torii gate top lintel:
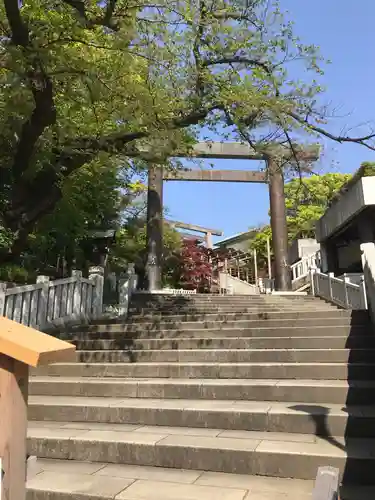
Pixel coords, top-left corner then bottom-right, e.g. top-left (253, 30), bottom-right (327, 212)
top-left (174, 141), bottom-right (320, 162)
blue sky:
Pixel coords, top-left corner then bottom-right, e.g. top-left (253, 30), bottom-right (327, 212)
top-left (163, 0), bottom-right (375, 243)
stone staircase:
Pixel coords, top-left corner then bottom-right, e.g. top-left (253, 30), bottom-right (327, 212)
top-left (27, 294), bottom-right (375, 499)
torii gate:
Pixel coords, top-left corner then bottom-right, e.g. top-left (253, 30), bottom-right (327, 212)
top-left (166, 220), bottom-right (223, 248)
top-left (146, 142), bottom-right (319, 291)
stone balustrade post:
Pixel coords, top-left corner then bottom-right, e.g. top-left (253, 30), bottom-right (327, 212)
top-left (89, 266), bottom-right (104, 318)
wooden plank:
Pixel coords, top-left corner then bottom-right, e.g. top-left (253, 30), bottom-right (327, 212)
top-left (66, 283), bottom-right (74, 316)
top-left (4, 283), bottom-right (42, 295)
top-left (0, 355), bottom-right (28, 500)
top-left (47, 285), bottom-right (55, 323)
top-left (29, 290), bottom-right (39, 328)
top-left (61, 284), bottom-right (68, 316)
top-left (48, 276), bottom-right (76, 287)
top-left (164, 169), bottom-right (267, 183)
top-left (54, 285), bottom-right (62, 320)
top-left (0, 317), bottom-right (76, 367)
top-left (5, 295), bottom-right (14, 320)
top-left (21, 292), bottom-right (31, 326)
top-left (81, 283), bottom-right (87, 314)
top-left (86, 285), bottom-right (93, 315)
top-left (312, 466), bottom-right (340, 500)
top-left (12, 293), bottom-right (22, 324)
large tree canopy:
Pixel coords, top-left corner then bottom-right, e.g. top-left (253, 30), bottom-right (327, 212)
top-left (1, 0), bottom-right (375, 262)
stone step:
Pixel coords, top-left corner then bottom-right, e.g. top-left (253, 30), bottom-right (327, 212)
top-left (128, 306), bottom-right (338, 314)
top-left (27, 397), bottom-right (375, 437)
top-left (32, 361), bottom-right (375, 380)
top-left (130, 294), bottom-right (321, 301)
top-left (27, 422), bottom-right (375, 484)
top-left (83, 317), bottom-right (369, 333)
top-left (70, 335), bottom-right (374, 351)
top-left (26, 458), bottom-right (373, 500)
top-left (29, 377), bottom-right (375, 405)
top-left (129, 298), bottom-right (326, 306)
top-left (27, 457), bottom-right (317, 500)
top-left (126, 309), bottom-right (365, 322)
top-left (76, 348), bottom-right (375, 364)
top-left (57, 325), bottom-right (369, 340)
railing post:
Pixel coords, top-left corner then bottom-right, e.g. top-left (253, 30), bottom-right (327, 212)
top-left (310, 268), bottom-right (316, 296)
top-left (89, 266), bottom-right (104, 318)
top-left (118, 275), bottom-right (130, 316)
top-left (328, 272), bottom-right (334, 302)
top-left (343, 276), bottom-right (350, 308)
top-left (360, 278), bottom-right (368, 310)
top-left (72, 270), bottom-right (82, 316)
top-left (36, 275), bottom-right (50, 327)
top-left (0, 282), bottom-right (6, 315)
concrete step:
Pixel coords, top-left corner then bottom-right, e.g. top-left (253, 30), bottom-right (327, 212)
top-left (83, 317), bottom-right (369, 333)
top-left (27, 457), bottom-right (317, 500)
top-left (57, 325), bottom-right (370, 340)
top-left (32, 361), bottom-right (375, 380)
top-left (130, 294), bottom-right (323, 301)
top-left (70, 335), bottom-right (375, 351)
top-left (76, 348), bottom-right (375, 364)
top-left (129, 304), bottom-right (339, 314)
top-left (26, 458), bottom-right (374, 500)
top-left (27, 397), bottom-right (375, 437)
top-left (126, 309), bottom-right (366, 322)
top-left (29, 377), bottom-right (375, 405)
top-left (129, 295), bottom-right (335, 302)
top-left (27, 422), bottom-right (375, 484)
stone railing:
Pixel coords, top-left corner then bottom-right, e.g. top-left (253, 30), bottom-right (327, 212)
top-left (219, 272), bottom-right (259, 295)
top-left (310, 269), bottom-right (367, 310)
top-left (361, 242), bottom-right (375, 326)
top-left (0, 266), bottom-right (104, 329)
top-left (291, 251), bottom-right (321, 282)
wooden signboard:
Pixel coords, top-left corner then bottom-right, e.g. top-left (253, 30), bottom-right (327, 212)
top-left (0, 317), bottom-right (76, 500)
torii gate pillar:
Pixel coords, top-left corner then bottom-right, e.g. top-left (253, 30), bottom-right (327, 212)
top-left (268, 158), bottom-right (291, 291)
top-left (146, 165), bottom-right (163, 291)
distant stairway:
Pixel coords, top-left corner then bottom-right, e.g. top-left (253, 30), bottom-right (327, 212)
top-left (27, 293), bottom-right (375, 500)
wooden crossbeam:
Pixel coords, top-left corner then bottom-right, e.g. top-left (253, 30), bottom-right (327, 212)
top-left (164, 169), bottom-right (267, 183)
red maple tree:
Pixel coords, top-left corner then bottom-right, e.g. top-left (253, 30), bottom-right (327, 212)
top-left (175, 239), bottom-right (213, 292)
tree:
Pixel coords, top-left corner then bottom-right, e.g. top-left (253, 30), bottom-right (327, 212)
top-left (250, 173), bottom-right (351, 266)
top-left (0, 157), bottom-right (146, 280)
top-left (172, 239), bottom-right (212, 291)
top-left (2, 0), bottom-right (375, 263)
top-left (110, 219), bottom-right (182, 279)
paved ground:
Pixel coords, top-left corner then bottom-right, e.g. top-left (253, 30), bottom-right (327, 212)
top-left (27, 422), bottom-right (375, 499)
top-left (27, 458), bottom-right (314, 499)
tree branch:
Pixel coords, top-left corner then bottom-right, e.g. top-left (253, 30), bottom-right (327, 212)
top-left (64, 106), bottom-right (217, 153)
top-left (203, 57), bottom-right (272, 75)
top-left (3, 0), bottom-right (57, 184)
top-left (288, 111), bottom-right (375, 152)
top-left (4, 0), bottom-right (29, 46)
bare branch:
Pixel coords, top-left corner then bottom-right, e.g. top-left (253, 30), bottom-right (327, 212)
top-left (288, 111), bottom-right (375, 152)
top-left (203, 57), bottom-right (272, 75)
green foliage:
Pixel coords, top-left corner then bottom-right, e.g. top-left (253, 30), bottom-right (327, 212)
top-left (360, 162), bottom-right (375, 177)
top-left (284, 174), bottom-right (352, 239)
top-left (0, 0), bottom-right (335, 261)
top-left (250, 173), bottom-right (351, 265)
top-left (109, 220), bottom-right (182, 276)
top-left (0, 264), bottom-right (30, 283)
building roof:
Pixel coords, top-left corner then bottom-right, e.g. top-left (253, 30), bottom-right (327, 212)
top-left (214, 229), bottom-right (258, 247)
